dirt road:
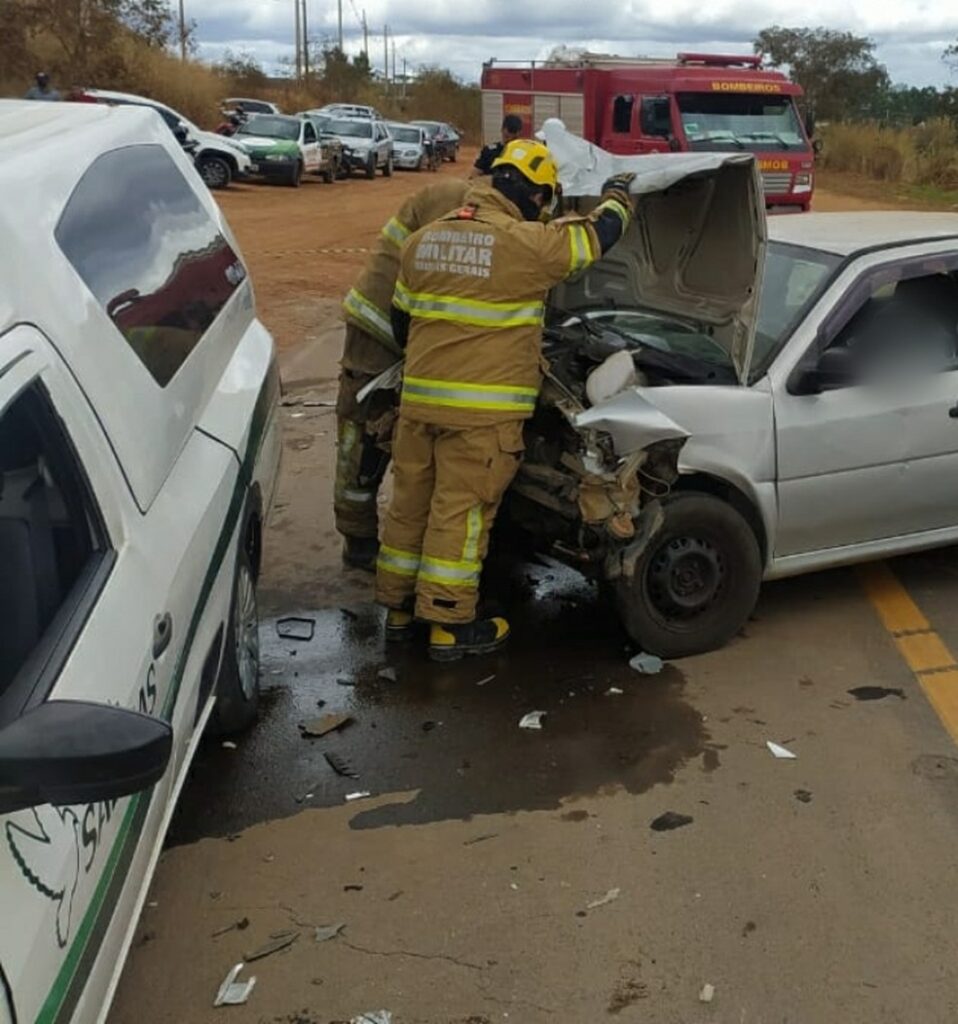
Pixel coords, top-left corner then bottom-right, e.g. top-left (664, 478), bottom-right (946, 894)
top-left (106, 164), bottom-right (958, 1023)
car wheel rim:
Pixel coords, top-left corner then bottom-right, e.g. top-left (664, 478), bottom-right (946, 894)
top-left (204, 161), bottom-right (227, 187)
top-left (645, 536), bottom-right (725, 623)
top-left (234, 564), bottom-right (259, 700)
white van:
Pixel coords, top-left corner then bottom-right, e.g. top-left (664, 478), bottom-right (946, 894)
top-left (0, 100), bottom-right (281, 1023)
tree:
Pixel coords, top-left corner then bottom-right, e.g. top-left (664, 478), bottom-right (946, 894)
top-left (754, 26), bottom-right (890, 121)
top-left (216, 49), bottom-right (268, 89)
top-left (945, 41), bottom-right (958, 73)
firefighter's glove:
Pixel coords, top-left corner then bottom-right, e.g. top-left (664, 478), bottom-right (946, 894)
top-left (600, 171), bottom-right (636, 211)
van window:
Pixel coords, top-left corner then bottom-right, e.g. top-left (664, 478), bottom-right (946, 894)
top-left (640, 96), bottom-right (672, 138)
top-left (303, 120), bottom-right (316, 143)
top-left (611, 95), bottom-right (634, 134)
top-left (56, 144), bottom-right (247, 388)
top-left (0, 384), bottom-right (109, 703)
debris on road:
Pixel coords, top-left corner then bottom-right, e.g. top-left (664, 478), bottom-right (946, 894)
top-left (345, 791), bottom-right (372, 802)
top-left (848, 686), bottom-right (906, 701)
top-left (213, 964), bottom-right (256, 1007)
top-left (794, 789), bottom-right (813, 803)
top-left (766, 741), bottom-right (797, 759)
top-left (276, 617), bottom-right (315, 642)
top-left (325, 751), bottom-right (359, 778)
top-left (337, 677), bottom-right (357, 687)
top-left (211, 917), bottom-right (250, 938)
top-left (422, 720), bottom-right (438, 732)
top-left (351, 1013), bottom-right (392, 1024)
top-left (476, 674), bottom-right (495, 687)
top-left (699, 983), bottom-right (716, 1003)
top-left (281, 393), bottom-right (336, 409)
top-left (519, 711), bottom-right (547, 730)
top-left (586, 888), bottom-right (621, 910)
top-left (650, 811), bottom-right (693, 832)
top-left (221, 741), bottom-right (237, 750)
top-left (244, 931), bottom-right (299, 962)
top-left (299, 713), bottom-right (353, 738)
top-left (377, 666), bottom-right (398, 683)
top-left (464, 833), bottom-right (498, 846)
top-left (314, 922), bottom-right (346, 943)
top-left (606, 687), bottom-right (624, 696)
top-left (629, 652), bottom-right (664, 675)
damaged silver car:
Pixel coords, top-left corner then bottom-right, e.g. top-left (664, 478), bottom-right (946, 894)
top-left (509, 123), bottom-right (958, 657)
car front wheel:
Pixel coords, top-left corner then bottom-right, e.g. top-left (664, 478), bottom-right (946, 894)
top-left (209, 536), bottom-right (260, 734)
top-left (615, 492), bottom-right (761, 659)
top-left (382, 154), bottom-right (393, 176)
top-left (198, 155), bottom-right (232, 190)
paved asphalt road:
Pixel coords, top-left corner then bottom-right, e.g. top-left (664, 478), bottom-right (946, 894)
top-left (108, 176), bottom-right (958, 1024)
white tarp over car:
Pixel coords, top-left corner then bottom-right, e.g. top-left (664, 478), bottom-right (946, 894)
top-left (541, 119), bottom-right (767, 383)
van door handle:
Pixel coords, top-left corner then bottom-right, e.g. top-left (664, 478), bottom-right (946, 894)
top-left (153, 613), bottom-right (173, 659)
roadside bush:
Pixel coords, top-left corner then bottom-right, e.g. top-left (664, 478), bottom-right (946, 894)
top-left (821, 118), bottom-right (958, 188)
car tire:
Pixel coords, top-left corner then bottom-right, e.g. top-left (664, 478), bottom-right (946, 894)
top-left (198, 155), bottom-right (232, 190)
top-left (287, 161), bottom-right (303, 187)
top-left (209, 531), bottom-right (260, 735)
top-left (450, 147), bottom-right (458, 163)
top-left (322, 164), bottom-right (334, 183)
top-left (614, 492), bottom-right (761, 659)
top-left (383, 154), bottom-right (393, 177)
top-left (365, 156), bottom-right (376, 180)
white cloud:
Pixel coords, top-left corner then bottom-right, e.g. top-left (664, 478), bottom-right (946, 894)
top-left (189, 0), bottom-right (958, 86)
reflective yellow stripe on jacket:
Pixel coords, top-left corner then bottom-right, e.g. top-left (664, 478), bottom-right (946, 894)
top-left (419, 554), bottom-right (481, 588)
top-left (568, 224), bottom-right (594, 274)
top-left (377, 544), bottom-right (421, 577)
top-left (402, 375), bottom-right (537, 414)
top-left (343, 287), bottom-right (401, 351)
top-left (394, 282), bottom-right (545, 329)
top-left (596, 197), bottom-right (632, 230)
top-left (382, 217), bottom-right (412, 247)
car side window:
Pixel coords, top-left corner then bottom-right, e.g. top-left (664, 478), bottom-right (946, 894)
top-left (303, 121), bottom-right (316, 143)
top-left (612, 95), bottom-right (634, 134)
top-left (0, 383), bottom-right (110, 711)
top-left (55, 144), bottom-right (247, 388)
top-left (829, 271), bottom-right (958, 380)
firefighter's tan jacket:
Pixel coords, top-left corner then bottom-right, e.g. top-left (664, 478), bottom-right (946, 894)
top-left (394, 182), bottom-right (631, 428)
top-left (342, 179), bottom-right (469, 372)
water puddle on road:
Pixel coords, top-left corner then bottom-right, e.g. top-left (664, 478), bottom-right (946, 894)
top-left (168, 563), bottom-right (708, 843)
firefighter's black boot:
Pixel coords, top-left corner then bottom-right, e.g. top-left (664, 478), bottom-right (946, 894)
top-left (342, 535), bottom-right (379, 573)
top-left (428, 617), bottom-right (511, 662)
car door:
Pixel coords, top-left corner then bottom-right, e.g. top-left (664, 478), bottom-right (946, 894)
top-left (376, 123), bottom-right (389, 165)
top-left (301, 120), bottom-right (320, 172)
top-left (773, 253), bottom-right (958, 557)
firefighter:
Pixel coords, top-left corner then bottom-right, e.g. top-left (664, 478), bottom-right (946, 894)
top-left (336, 179), bottom-right (470, 570)
top-left (377, 140), bottom-right (635, 660)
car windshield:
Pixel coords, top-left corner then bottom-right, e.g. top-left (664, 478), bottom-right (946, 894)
top-left (751, 242), bottom-right (842, 376)
top-left (237, 115), bottom-right (299, 141)
top-left (413, 122), bottom-right (439, 138)
top-left (328, 119), bottom-right (372, 138)
top-left (390, 126), bottom-right (421, 144)
top-left (678, 93), bottom-right (808, 152)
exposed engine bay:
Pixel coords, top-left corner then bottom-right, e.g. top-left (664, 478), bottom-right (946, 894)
top-left (505, 309), bottom-right (735, 578)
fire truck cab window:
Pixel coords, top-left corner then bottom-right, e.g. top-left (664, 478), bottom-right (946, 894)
top-left (612, 95), bottom-right (634, 134)
top-left (640, 96), bottom-right (672, 138)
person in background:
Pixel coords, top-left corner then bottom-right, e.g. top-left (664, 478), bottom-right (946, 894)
top-left (24, 72), bottom-right (61, 102)
top-left (470, 114), bottom-right (523, 177)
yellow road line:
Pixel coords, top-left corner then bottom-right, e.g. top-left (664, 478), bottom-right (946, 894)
top-left (858, 562), bottom-right (958, 743)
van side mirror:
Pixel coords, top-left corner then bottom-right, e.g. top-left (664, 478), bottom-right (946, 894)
top-left (789, 345), bottom-right (855, 395)
top-left (0, 700), bottom-right (172, 814)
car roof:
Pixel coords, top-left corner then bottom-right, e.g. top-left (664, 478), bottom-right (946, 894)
top-left (74, 87), bottom-right (179, 115)
top-left (244, 111), bottom-right (297, 122)
top-left (768, 212), bottom-right (958, 257)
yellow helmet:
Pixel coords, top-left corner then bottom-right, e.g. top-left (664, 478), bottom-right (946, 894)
top-left (491, 138), bottom-right (558, 193)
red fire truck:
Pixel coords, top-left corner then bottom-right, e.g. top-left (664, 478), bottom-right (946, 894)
top-left (480, 52), bottom-right (817, 211)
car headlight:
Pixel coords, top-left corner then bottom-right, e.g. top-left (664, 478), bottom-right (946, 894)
top-left (265, 153), bottom-right (292, 162)
top-left (795, 172), bottom-right (812, 186)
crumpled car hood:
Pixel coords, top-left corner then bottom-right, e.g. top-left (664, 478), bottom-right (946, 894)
top-left (541, 120), bottom-right (767, 384)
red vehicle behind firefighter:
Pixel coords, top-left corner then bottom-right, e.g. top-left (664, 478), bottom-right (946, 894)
top-left (480, 52), bottom-right (818, 212)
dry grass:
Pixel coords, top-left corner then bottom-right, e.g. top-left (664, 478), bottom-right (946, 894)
top-left (821, 118), bottom-right (958, 188)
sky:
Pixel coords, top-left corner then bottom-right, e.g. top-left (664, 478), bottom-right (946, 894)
top-left (190, 0), bottom-right (958, 88)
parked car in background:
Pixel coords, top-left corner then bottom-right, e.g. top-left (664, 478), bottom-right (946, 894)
top-left (386, 122), bottom-right (433, 171)
top-left (223, 97), bottom-right (282, 116)
top-left (233, 113), bottom-right (325, 187)
top-left (67, 88), bottom-right (252, 190)
top-left (319, 103), bottom-right (382, 121)
top-left (320, 116), bottom-right (393, 179)
top-left (411, 120), bottom-right (459, 162)
top-left (298, 113), bottom-right (346, 180)
top-left (0, 98), bottom-right (279, 1024)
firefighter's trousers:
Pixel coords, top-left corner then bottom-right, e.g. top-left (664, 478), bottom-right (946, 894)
top-left (376, 415), bottom-right (524, 624)
top-left (333, 366), bottom-right (397, 540)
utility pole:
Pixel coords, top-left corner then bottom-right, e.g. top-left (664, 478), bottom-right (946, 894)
top-left (391, 39), bottom-right (396, 84)
top-left (362, 9), bottom-right (369, 60)
top-left (302, 0), bottom-right (310, 78)
top-left (383, 25), bottom-right (389, 87)
top-left (294, 0), bottom-right (302, 78)
top-left (178, 0), bottom-right (187, 60)
top-left (337, 0), bottom-right (343, 51)
top-left (402, 57), bottom-right (407, 99)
